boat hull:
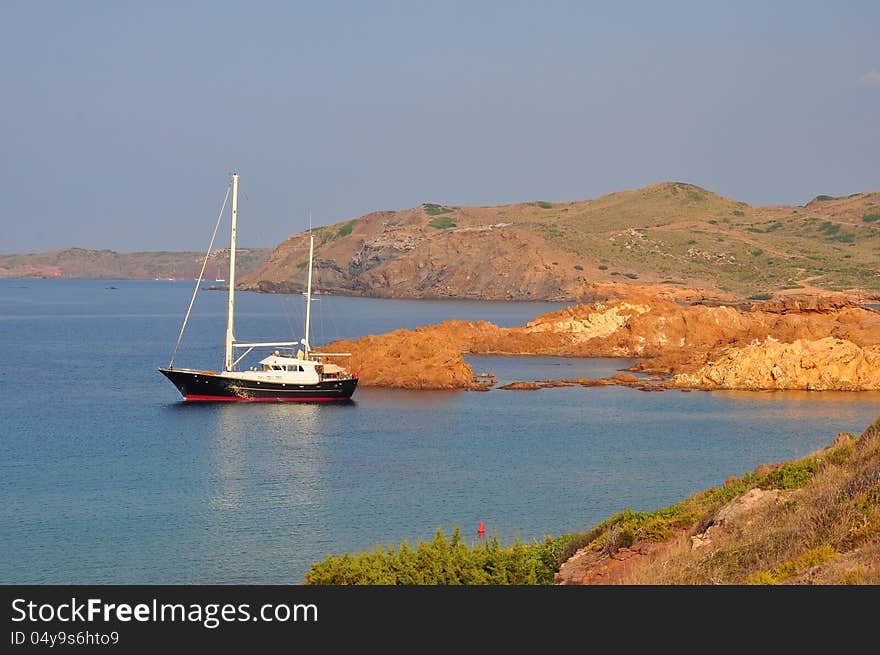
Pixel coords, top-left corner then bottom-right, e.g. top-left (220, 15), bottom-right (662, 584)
top-left (159, 368), bottom-right (358, 402)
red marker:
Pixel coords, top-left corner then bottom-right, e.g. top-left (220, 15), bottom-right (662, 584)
top-left (477, 522), bottom-right (485, 537)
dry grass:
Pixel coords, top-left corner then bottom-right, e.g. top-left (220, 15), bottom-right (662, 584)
top-left (608, 418), bottom-right (880, 584)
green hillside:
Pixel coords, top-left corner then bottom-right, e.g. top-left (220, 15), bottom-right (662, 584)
top-left (479, 182), bottom-right (880, 296)
top-left (244, 181), bottom-right (880, 301)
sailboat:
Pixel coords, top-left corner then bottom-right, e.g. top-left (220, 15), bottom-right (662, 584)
top-left (159, 172), bottom-right (359, 402)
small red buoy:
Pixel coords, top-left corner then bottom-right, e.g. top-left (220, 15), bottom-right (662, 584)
top-left (477, 522), bottom-right (485, 537)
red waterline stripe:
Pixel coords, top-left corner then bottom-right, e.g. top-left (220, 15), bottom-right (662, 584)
top-left (184, 395), bottom-right (343, 402)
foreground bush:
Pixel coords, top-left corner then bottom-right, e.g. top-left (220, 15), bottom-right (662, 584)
top-left (305, 527), bottom-right (568, 585)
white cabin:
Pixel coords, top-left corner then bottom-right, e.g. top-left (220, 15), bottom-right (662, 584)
top-left (228, 351), bottom-right (349, 385)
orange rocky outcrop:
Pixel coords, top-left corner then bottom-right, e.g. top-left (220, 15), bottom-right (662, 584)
top-left (318, 295), bottom-right (880, 391)
top-left (320, 325), bottom-right (486, 390)
top-left (671, 337), bottom-right (880, 391)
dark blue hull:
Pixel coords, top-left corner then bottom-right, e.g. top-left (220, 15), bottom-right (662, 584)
top-left (159, 368), bottom-right (358, 402)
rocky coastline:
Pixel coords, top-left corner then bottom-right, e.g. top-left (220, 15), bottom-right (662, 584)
top-left (319, 294), bottom-right (880, 392)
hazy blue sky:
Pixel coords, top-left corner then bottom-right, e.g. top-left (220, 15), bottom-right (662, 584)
top-left (2, 0), bottom-right (878, 253)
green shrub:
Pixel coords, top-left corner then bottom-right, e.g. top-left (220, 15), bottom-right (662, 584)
top-left (733, 210), bottom-right (745, 217)
top-left (814, 195), bottom-right (837, 201)
top-left (624, 272), bottom-right (639, 279)
top-left (598, 264), bottom-right (609, 270)
top-left (336, 220), bottom-right (356, 238)
top-left (760, 458), bottom-right (817, 491)
top-left (824, 442), bottom-right (854, 467)
top-left (863, 213), bottom-right (880, 223)
top-left (832, 232), bottom-right (855, 243)
top-left (428, 216), bottom-right (457, 229)
top-left (751, 248), bottom-right (764, 257)
top-left (531, 201), bottom-right (553, 209)
top-left (423, 203), bottom-right (454, 216)
top-left (748, 292), bottom-right (773, 301)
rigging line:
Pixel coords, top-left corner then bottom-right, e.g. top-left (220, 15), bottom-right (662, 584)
top-left (286, 211), bottom-right (313, 345)
top-left (168, 182), bottom-right (231, 368)
top-left (277, 215), bottom-right (302, 345)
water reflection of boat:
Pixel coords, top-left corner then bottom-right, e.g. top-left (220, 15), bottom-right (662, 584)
top-left (159, 172), bottom-right (358, 403)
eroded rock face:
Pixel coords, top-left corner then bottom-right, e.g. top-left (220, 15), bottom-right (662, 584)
top-left (523, 302), bottom-right (652, 342)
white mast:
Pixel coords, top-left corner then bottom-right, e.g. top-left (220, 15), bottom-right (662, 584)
top-left (224, 172), bottom-right (239, 372)
top-left (303, 232), bottom-right (314, 358)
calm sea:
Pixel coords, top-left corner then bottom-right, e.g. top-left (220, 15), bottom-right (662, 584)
top-left (1, 279), bottom-right (878, 583)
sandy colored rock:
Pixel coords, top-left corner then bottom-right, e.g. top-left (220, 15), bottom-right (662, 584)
top-left (671, 337), bottom-right (880, 390)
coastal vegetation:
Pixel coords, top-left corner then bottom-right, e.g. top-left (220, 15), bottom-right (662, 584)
top-left (305, 528), bottom-right (565, 584)
top-left (304, 416), bottom-right (880, 585)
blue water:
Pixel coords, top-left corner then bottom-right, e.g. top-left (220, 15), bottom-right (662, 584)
top-left (1, 279), bottom-right (878, 584)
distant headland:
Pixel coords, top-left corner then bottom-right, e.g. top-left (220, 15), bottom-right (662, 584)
top-left (0, 247), bottom-right (270, 281)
